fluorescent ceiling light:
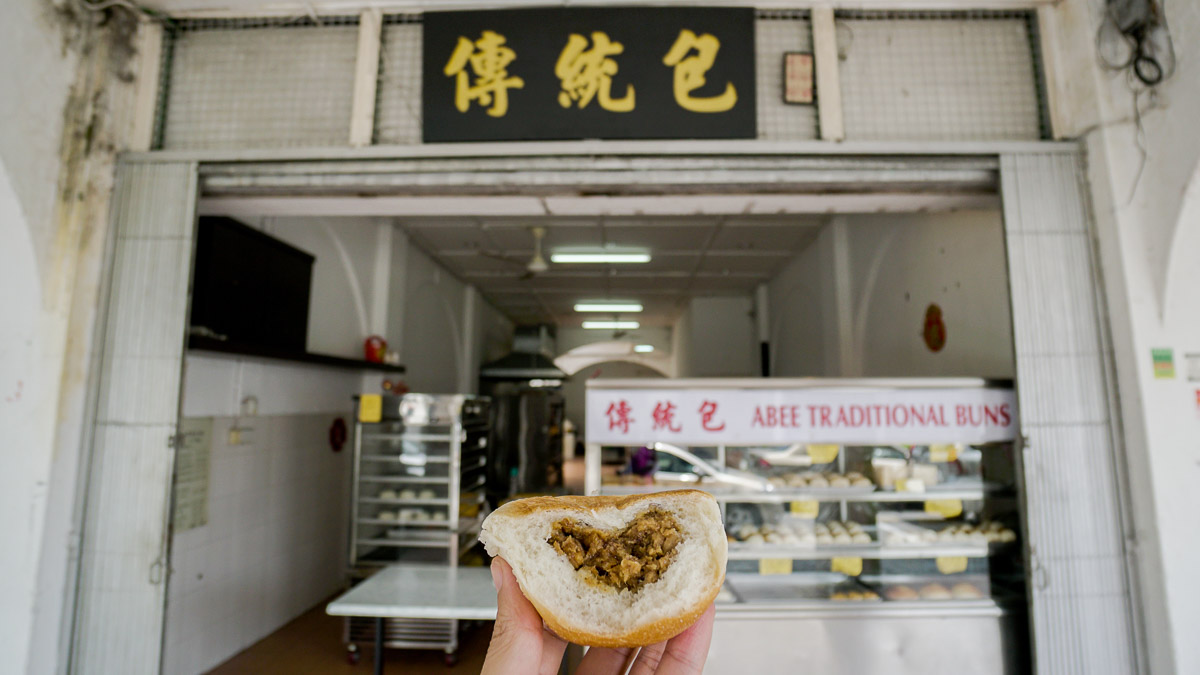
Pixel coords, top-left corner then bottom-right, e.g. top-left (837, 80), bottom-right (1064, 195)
top-left (551, 247), bottom-right (651, 264)
top-left (634, 344), bottom-right (655, 353)
top-left (574, 302), bottom-right (644, 313)
top-left (583, 321), bottom-right (640, 330)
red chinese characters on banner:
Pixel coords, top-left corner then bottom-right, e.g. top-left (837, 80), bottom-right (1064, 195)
top-left (651, 401), bottom-right (681, 432)
top-left (698, 400), bottom-right (725, 431)
top-left (606, 400), bottom-right (633, 433)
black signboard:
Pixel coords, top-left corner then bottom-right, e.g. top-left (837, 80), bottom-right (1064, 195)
top-left (422, 7), bottom-right (756, 142)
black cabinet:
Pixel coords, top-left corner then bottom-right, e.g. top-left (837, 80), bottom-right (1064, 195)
top-left (190, 217), bottom-right (314, 352)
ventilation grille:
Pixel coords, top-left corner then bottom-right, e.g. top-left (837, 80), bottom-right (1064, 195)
top-left (154, 11), bottom-right (1045, 148)
top-left (836, 11), bottom-right (1045, 140)
top-left (374, 15), bottom-right (423, 145)
top-left (158, 17), bottom-right (360, 150)
top-left (754, 12), bottom-right (819, 141)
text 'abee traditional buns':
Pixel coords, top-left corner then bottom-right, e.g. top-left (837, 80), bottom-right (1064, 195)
top-left (479, 490), bottom-right (727, 647)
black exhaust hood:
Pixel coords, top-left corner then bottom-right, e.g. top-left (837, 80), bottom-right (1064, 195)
top-left (480, 325), bottom-right (567, 380)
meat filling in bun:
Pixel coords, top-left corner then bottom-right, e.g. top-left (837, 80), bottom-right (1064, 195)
top-left (480, 490), bottom-right (726, 647)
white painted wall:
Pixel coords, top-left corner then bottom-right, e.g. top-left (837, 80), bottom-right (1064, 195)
top-left (680, 296), bottom-right (759, 377)
top-left (850, 212), bottom-right (1014, 378)
top-left (181, 355), bottom-right (363, 419)
top-left (769, 224), bottom-right (838, 377)
top-left (170, 356), bottom-right (358, 674)
top-left (162, 401), bottom-right (351, 675)
top-left (396, 242), bottom-right (469, 393)
top-left (260, 217), bottom-right (387, 359)
top-left (1042, 1), bottom-right (1200, 671)
top-left (470, 293), bottom-right (516, 395)
top-left (671, 305), bottom-right (694, 378)
top-left (768, 213), bottom-right (1013, 379)
top-left (169, 336), bottom-right (371, 674)
top-left (0, 142), bottom-right (49, 675)
top-left (0, 2), bottom-right (76, 280)
top-left (1, 2), bottom-right (98, 674)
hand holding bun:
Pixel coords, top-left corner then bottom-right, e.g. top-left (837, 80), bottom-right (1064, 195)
top-left (479, 490), bottom-right (726, 648)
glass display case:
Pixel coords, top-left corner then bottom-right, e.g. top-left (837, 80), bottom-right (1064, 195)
top-left (584, 378), bottom-right (1027, 674)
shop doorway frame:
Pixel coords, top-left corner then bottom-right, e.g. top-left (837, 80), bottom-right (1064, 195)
top-left (70, 140), bottom-right (1144, 675)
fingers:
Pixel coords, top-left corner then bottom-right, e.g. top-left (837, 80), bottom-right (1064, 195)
top-left (482, 558), bottom-right (556, 675)
top-left (573, 645), bottom-right (638, 675)
top-left (628, 641), bottom-right (668, 675)
top-left (651, 604), bottom-right (715, 675)
top-left (579, 604), bottom-right (715, 675)
top-left (539, 629), bottom-right (569, 675)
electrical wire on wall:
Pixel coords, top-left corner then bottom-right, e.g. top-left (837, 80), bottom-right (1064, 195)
top-left (77, 0), bottom-right (170, 24)
top-left (1095, 0), bottom-right (1177, 202)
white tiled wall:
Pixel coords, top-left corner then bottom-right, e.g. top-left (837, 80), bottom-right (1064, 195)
top-left (182, 354), bottom-right (364, 418)
top-left (162, 413), bottom-right (351, 675)
top-left (1000, 153), bottom-right (1137, 673)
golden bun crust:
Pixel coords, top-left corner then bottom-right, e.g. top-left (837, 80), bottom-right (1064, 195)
top-left (491, 490), bottom-right (724, 647)
top-left (528, 591), bottom-right (717, 648)
top-left (491, 489), bottom-right (712, 518)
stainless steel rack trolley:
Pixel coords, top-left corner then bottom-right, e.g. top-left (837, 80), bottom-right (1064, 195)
top-left (343, 393), bottom-right (490, 666)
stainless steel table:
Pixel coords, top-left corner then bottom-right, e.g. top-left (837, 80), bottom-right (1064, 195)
top-left (327, 564), bottom-right (498, 675)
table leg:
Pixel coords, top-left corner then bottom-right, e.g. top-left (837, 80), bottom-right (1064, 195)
top-left (374, 617), bottom-right (384, 675)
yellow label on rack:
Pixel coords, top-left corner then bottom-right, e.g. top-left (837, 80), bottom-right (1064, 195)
top-left (759, 558), bottom-right (793, 575)
top-left (929, 444), bottom-right (959, 463)
top-left (831, 557), bottom-right (863, 577)
top-left (790, 500), bottom-right (819, 518)
top-left (806, 444), bottom-right (840, 464)
top-left (936, 556), bottom-right (969, 574)
top-left (924, 499), bottom-right (963, 518)
top-left (358, 394), bottom-right (383, 423)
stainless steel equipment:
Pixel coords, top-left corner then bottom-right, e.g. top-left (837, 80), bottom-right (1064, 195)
top-left (483, 384), bottom-right (565, 502)
top-left (479, 325), bottom-right (566, 502)
top-left (343, 393), bottom-right (490, 666)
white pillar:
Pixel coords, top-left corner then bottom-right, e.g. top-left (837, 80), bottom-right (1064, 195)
top-left (812, 6), bottom-right (845, 142)
top-left (349, 9), bottom-right (383, 147)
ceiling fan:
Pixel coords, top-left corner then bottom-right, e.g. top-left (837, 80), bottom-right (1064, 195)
top-left (478, 226), bottom-right (548, 280)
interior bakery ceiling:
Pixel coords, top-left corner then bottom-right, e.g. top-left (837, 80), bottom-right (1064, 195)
top-left (401, 215), bottom-right (823, 327)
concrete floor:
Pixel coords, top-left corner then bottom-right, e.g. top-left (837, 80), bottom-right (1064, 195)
top-left (208, 603), bottom-right (495, 674)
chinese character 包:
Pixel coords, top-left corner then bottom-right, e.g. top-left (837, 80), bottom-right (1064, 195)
top-left (698, 400), bottom-right (726, 431)
top-left (662, 29), bottom-right (738, 113)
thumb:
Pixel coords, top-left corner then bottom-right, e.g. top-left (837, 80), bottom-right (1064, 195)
top-left (482, 558), bottom-right (545, 675)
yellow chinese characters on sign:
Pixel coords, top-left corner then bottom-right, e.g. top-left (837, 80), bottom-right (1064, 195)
top-left (444, 30), bottom-right (525, 117)
top-left (662, 29), bottom-right (738, 113)
top-left (556, 32), bottom-right (635, 112)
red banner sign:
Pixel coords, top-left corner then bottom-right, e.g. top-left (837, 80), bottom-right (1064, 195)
top-left (585, 386), bottom-right (1017, 445)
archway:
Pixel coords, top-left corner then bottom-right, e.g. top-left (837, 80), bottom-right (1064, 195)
top-left (1163, 159), bottom-right (1200, 335)
top-left (554, 340), bottom-right (673, 379)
